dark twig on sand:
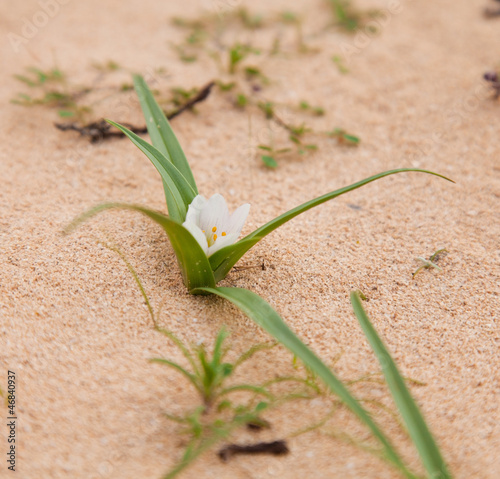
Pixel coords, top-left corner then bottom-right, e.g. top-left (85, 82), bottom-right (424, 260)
top-left (55, 81), bottom-right (215, 142)
top-left (218, 440), bottom-right (289, 462)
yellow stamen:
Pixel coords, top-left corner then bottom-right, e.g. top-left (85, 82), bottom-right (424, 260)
top-left (212, 226), bottom-right (217, 232)
top-left (213, 234), bottom-right (217, 241)
top-left (222, 232), bottom-right (226, 236)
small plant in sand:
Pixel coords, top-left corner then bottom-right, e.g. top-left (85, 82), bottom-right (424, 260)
top-left (326, 0), bottom-right (381, 32)
top-left (327, 127), bottom-right (361, 146)
top-left (11, 66), bottom-right (92, 122)
top-left (413, 248), bottom-right (448, 278)
top-left (170, 6), bottom-right (361, 166)
top-left (67, 75), bottom-right (453, 479)
top-left (152, 327), bottom-right (276, 410)
top-left (152, 328), bottom-right (324, 478)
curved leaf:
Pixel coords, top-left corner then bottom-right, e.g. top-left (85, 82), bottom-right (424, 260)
top-left (193, 286), bottom-right (418, 478)
top-left (106, 120), bottom-right (196, 223)
top-left (350, 291), bottom-right (451, 479)
top-left (209, 237), bottom-right (261, 283)
top-left (133, 75), bottom-right (198, 193)
top-left (65, 203), bottom-right (215, 291)
top-left (209, 169), bottom-right (453, 281)
top-left (150, 358), bottom-right (201, 394)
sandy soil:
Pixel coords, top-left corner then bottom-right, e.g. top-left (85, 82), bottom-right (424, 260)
top-left (1, 0), bottom-right (499, 478)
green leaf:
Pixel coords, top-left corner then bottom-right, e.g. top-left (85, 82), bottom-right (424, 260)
top-left (65, 203), bottom-right (215, 291)
top-left (262, 155), bottom-right (278, 168)
top-left (209, 237), bottom-right (261, 283)
top-left (132, 74), bottom-right (198, 218)
top-left (106, 120), bottom-right (196, 223)
top-left (194, 286), bottom-right (417, 477)
top-left (350, 291), bottom-right (451, 479)
top-left (343, 134), bottom-right (360, 144)
top-left (209, 169), bottom-right (454, 282)
top-left (58, 110), bottom-right (75, 117)
top-left (133, 75), bottom-right (197, 193)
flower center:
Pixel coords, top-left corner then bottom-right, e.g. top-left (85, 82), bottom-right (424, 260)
top-left (202, 226), bottom-right (227, 247)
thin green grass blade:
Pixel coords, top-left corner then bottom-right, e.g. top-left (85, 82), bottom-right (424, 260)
top-left (194, 286), bottom-right (418, 478)
top-left (64, 203), bottom-right (215, 291)
top-left (133, 75), bottom-right (198, 193)
top-left (107, 119), bottom-right (196, 222)
top-left (350, 291), bottom-right (451, 479)
top-left (209, 169), bottom-right (453, 281)
top-left (219, 384), bottom-right (274, 400)
top-left (211, 328), bottom-right (228, 368)
top-left (150, 358), bottom-right (201, 394)
top-left (157, 328), bottom-right (201, 379)
top-left (246, 169), bottom-right (453, 240)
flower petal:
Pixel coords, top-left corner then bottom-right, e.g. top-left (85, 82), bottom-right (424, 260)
top-left (184, 194), bottom-right (207, 225)
top-left (182, 221), bottom-right (209, 255)
top-left (199, 194), bottom-right (230, 233)
top-left (228, 203), bottom-right (250, 236)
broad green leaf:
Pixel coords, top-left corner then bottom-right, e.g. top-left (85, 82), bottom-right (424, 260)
top-left (65, 203), bottom-right (215, 291)
top-left (133, 75), bottom-right (198, 193)
top-left (210, 169), bottom-right (453, 282)
top-left (106, 119), bottom-right (196, 222)
top-left (350, 291), bottom-right (451, 479)
top-left (194, 286), bottom-right (418, 478)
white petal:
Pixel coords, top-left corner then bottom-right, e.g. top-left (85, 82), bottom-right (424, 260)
top-left (227, 203), bottom-right (250, 236)
top-left (184, 195), bottom-right (207, 226)
top-left (207, 233), bottom-right (239, 256)
top-left (199, 194), bottom-right (230, 233)
top-left (182, 221), bottom-right (209, 255)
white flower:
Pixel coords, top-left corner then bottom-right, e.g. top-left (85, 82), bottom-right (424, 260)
top-left (182, 194), bottom-right (250, 257)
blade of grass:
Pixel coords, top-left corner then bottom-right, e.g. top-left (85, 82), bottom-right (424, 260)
top-left (194, 286), bottom-right (419, 479)
top-left (64, 203), bottom-right (215, 291)
top-left (157, 328), bottom-right (201, 379)
top-left (107, 120), bottom-right (196, 222)
top-left (350, 291), bottom-right (451, 479)
top-left (150, 358), bottom-right (201, 395)
top-left (209, 169), bottom-right (454, 280)
top-left (133, 75), bottom-right (198, 193)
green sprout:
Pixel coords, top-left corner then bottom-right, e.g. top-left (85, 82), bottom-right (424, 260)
top-left (299, 101), bottom-right (325, 116)
top-left (228, 43), bottom-right (260, 74)
top-left (162, 402), bottom-right (269, 479)
top-left (328, 0), bottom-right (361, 31)
top-left (413, 248), bottom-right (448, 278)
top-left (152, 327), bottom-right (276, 409)
top-left (235, 93), bottom-right (248, 108)
top-left (332, 55), bottom-right (349, 74)
top-left (11, 66), bottom-right (92, 122)
top-left (67, 74), bottom-right (453, 479)
top-left (328, 127), bottom-right (360, 146)
top-left (258, 144), bottom-right (292, 168)
top-left (237, 7), bottom-right (264, 29)
top-left (14, 66), bottom-right (65, 86)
